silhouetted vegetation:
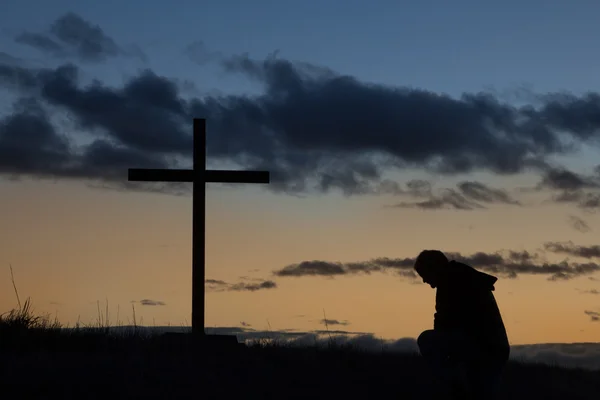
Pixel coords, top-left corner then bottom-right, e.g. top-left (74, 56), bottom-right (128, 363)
top-left (1, 298), bottom-right (599, 399)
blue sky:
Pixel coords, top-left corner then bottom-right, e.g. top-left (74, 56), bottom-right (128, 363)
top-left (4, 0), bottom-right (600, 98)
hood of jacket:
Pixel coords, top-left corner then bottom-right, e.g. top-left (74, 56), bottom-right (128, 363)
top-left (443, 260), bottom-right (498, 291)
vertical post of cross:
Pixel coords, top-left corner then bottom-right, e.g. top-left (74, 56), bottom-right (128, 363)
top-left (192, 118), bottom-right (206, 337)
top-left (127, 118), bottom-right (269, 343)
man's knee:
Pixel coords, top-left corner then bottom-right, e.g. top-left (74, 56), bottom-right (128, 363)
top-left (417, 329), bottom-right (439, 356)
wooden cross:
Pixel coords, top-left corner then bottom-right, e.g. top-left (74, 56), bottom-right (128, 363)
top-left (128, 118), bottom-right (270, 338)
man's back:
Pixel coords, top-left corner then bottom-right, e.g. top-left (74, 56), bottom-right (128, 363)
top-left (434, 261), bottom-right (510, 362)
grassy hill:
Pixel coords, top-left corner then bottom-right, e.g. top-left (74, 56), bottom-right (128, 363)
top-left (1, 300), bottom-right (599, 399)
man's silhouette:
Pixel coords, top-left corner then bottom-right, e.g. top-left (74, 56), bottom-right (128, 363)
top-left (414, 250), bottom-right (510, 399)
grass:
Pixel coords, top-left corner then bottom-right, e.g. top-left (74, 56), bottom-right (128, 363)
top-left (1, 273), bottom-right (599, 399)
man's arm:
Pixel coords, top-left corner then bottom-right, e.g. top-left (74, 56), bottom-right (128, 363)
top-left (433, 286), bottom-right (465, 332)
top-left (433, 305), bottom-right (455, 331)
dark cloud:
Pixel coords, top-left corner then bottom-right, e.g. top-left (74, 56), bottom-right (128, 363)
top-left (206, 278), bottom-right (277, 292)
top-left (230, 280), bottom-right (277, 292)
top-left (321, 319), bottom-right (350, 326)
top-left (532, 166), bottom-right (600, 210)
top-left (0, 65), bottom-right (180, 189)
top-left (538, 166), bottom-right (600, 191)
top-left (584, 310), bottom-right (600, 322)
top-left (0, 64), bottom-right (39, 91)
top-left (553, 190), bottom-right (600, 211)
top-left (0, 96), bottom-right (172, 194)
top-left (387, 180), bottom-right (520, 210)
top-left (139, 299), bottom-right (166, 306)
top-left (0, 97), bottom-right (72, 178)
top-left (390, 188), bottom-right (485, 210)
top-left (205, 279), bottom-right (228, 285)
top-left (5, 42), bottom-right (600, 197)
top-left (568, 215), bottom-right (592, 233)
top-left (277, 261), bottom-right (349, 277)
top-left (544, 241), bottom-right (600, 259)
top-left (274, 249), bottom-right (600, 281)
top-left (13, 13), bottom-right (146, 63)
top-left (15, 32), bottom-right (64, 56)
top-left (0, 52), bottom-right (24, 66)
top-left (457, 181), bottom-right (521, 205)
top-left (405, 179), bottom-right (432, 197)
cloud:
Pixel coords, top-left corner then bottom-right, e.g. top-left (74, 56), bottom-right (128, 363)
top-left (538, 166), bottom-right (600, 191)
top-left (14, 12), bottom-right (145, 62)
top-left (205, 279), bottom-right (228, 285)
top-left (405, 179), bottom-right (432, 197)
top-left (568, 215), bottom-right (592, 233)
top-left (457, 181), bottom-right (521, 205)
top-left (553, 190), bottom-right (600, 211)
top-left (584, 310), bottom-right (600, 322)
top-left (388, 180), bottom-right (520, 210)
top-left (544, 241), bottom-right (600, 259)
top-left (15, 32), bottom-right (64, 57)
top-left (390, 188), bottom-right (485, 210)
top-left (509, 342), bottom-right (600, 371)
top-left (577, 289), bottom-right (600, 295)
top-left (0, 67), bottom-right (178, 190)
top-left (229, 280), bottom-right (277, 292)
top-left (321, 318), bottom-right (350, 326)
top-left (206, 278), bottom-right (277, 292)
top-left (274, 248), bottom-right (600, 281)
top-left (533, 166), bottom-right (600, 210)
top-left (5, 29), bottom-right (600, 198)
top-left (94, 325), bottom-right (600, 371)
top-left (0, 52), bottom-right (23, 66)
top-left (183, 40), bottom-right (222, 65)
top-left (139, 299), bottom-right (166, 306)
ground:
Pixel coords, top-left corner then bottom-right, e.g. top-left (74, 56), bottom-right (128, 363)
top-left (1, 330), bottom-right (599, 399)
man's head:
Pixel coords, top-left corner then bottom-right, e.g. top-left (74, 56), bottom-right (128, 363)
top-left (414, 250), bottom-right (449, 288)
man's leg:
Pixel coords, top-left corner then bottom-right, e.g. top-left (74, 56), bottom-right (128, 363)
top-left (417, 330), bottom-right (464, 396)
top-left (465, 360), bottom-right (505, 400)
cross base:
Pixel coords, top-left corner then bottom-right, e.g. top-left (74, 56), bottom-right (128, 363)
top-left (158, 332), bottom-right (245, 352)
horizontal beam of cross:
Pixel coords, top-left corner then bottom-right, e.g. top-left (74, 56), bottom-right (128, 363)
top-left (128, 169), bottom-right (270, 184)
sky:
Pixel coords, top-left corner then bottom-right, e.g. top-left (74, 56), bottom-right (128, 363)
top-left (1, 0), bottom-right (600, 349)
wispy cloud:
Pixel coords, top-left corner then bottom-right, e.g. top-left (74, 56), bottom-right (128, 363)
top-left (568, 215), bottom-right (592, 233)
top-left (138, 299), bottom-right (166, 306)
top-left (584, 310), bottom-right (600, 322)
top-left (14, 12), bottom-right (146, 62)
top-left (320, 318), bottom-right (350, 326)
top-left (544, 241), bottom-right (600, 259)
top-left (387, 180), bottom-right (521, 211)
top-left (274, 248), bottom-right (600, 281)
top-left (206, 278), bottom-right (277, 292)
top-left (577, 289), bottom-right (600, 295)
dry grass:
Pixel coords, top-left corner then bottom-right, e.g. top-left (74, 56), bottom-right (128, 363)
top-left (1, 269), bottom-right (599, 399)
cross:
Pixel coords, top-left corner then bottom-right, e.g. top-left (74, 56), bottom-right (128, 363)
top-left (128, 118), bottom-right (270, 338)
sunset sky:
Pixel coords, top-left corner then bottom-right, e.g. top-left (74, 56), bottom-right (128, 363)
top-left (1, 0), bottom-right (600, 347)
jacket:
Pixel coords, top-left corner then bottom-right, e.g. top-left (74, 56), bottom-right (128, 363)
top-left (434, 260), bottom-right (510, 362)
